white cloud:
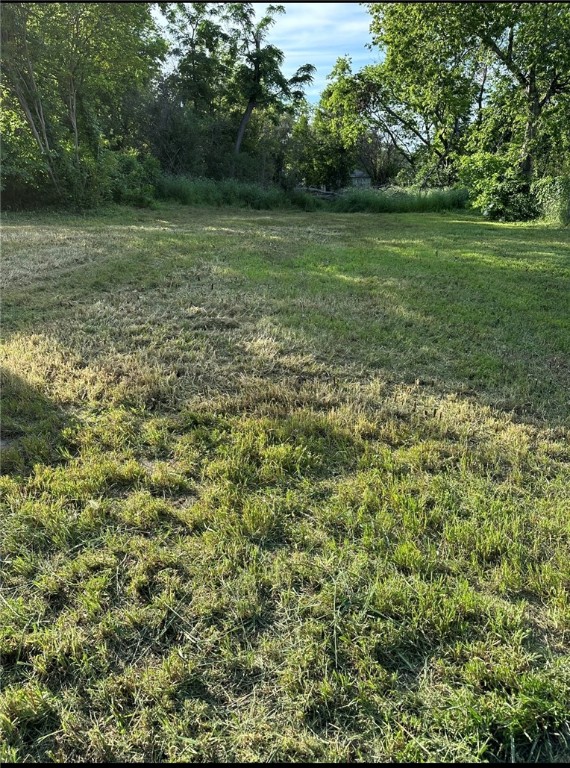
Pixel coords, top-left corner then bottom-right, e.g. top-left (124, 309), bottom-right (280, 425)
top-left (253, 2), bottom-right (382, 101)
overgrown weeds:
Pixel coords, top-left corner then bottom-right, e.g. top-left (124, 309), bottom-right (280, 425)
top-left (154, 176), bottom-right (468, 214)
top-left (155, 175), bottom-right (322, 211)
top-left (332, 186), bottom-right (469, 213)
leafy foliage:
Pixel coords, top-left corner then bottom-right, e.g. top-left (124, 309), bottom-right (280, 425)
top-left (2, 2), bottom-right (569, 220)
top-left (532, 176), bottom-right (570, 226)
top-left (457, 152), bottom-right (537, 222)
top-left (358, 2), bottom-right (570, 217)
top-left (1, 3), bottom-right (166, 208)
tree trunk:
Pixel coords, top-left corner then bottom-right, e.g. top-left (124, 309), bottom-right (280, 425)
top-left (519, 68), bottom-right (540, 182)
top-left (476, 64), bottom-right (487, 125)
top-left (2, 5), bottom-right (62, 193)
top-left (234, 99), bottom-right (256, 155)
top-left (69, 81), bottom-right (80, 164)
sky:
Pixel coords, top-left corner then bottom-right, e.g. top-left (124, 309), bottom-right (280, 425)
top-left (153, 3), bottom-right (382, 105)
top-left (252, 3), bottom-right (382, 103)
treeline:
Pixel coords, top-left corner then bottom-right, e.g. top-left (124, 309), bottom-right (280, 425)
top-left (322, 3), bottom-right (570, 222)
top-left (1, 3), bottom-right (315, 209)
top-left (2, 2), bottom-right (569, 222)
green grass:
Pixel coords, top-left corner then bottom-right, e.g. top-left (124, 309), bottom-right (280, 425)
top-left (154, 176), bottom-right (468, 214)
top-left (1, 203), bottom-right (569, 762)
top-left (331, 186), bottom-right (469, 213)
top-left (155, 175), bottom-right (322, 211)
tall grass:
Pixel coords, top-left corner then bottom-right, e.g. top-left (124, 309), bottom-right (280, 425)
top-left (156, 176), bottom-right (469, 214)
top-left (332, 186), bottom-right (469, 213)
top-left (155, 175), bottom-right (321, 211)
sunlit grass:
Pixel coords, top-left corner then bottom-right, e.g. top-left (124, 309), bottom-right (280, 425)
top-left (1, 203), bottom-right (569, 762)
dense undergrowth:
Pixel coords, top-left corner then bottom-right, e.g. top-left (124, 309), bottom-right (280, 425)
top-left (154, 176), bottom-right (470, 214)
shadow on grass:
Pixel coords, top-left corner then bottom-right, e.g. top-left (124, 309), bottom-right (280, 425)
top-left (1, 211), bottom-right (568, 426)
top-left (0, 212), bottom-right (568, 763)
top-left (0, 367), bottom-right (75, 476)
top-left (239, 215), bottom-right (569, 424)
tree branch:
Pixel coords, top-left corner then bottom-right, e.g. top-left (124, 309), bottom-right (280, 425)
top-left (538, 72), bottom-right (566, 110)
top-left (479, 32), bottom-right (527, 88)
top-left (376, 99), bottom-right (438, 154)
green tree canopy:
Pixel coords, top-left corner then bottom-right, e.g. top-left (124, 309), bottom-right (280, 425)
top-left (367, 1), bottom-right (570, 185)
top-left (1, 2), bottom-right (166, 205)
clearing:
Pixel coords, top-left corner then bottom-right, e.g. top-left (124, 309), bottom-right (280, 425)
top-left (1, 204), bottom-right (569, 762)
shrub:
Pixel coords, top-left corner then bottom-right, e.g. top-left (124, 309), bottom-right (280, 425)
top-left (1, 144), bottom-right (160, 211)
top-left (458, 152), bottom-right (539, 222)
top-left (108, 150), bottom-right (160, 208)
top-left (481, 173), bottom-right (538, 222)
top-left (63, 152), bottom-right (115, 210)
top-left (532, 176), bottom-right (570, 226)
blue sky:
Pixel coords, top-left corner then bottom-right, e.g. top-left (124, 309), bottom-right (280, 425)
top-left (252, 3), bottom-right (382, 103)
top-left (154, 3), bottom-right (381, 104)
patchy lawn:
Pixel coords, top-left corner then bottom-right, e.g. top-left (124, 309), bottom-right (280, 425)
top-left (1, 203), bottom-right (569, 762)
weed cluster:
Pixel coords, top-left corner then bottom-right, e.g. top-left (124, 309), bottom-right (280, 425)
top-left (155, 175), bottom-right (321, 211)
top-left (154, 176), bottom-right (469, 215)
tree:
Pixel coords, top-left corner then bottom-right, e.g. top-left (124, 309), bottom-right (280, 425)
top-left (354, 130), bottom-right (405, 186)
top-left (1, 3), bottom-right (166, 205)
top-left (223, 3), bottom-right (315, 155)
top-left (160, 2), bottom-right (232, 115)
top-left (289, 106), bottom-right (355, 190)
top-left (155, 3), bottom-right (315, 181)
top-left (367, 2), bottom-right (570, 185)
top-left (319, 48), bottom-right (474, 188)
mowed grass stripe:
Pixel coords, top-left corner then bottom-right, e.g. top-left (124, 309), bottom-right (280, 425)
top-left (1, 203), bottom-right (569, 762)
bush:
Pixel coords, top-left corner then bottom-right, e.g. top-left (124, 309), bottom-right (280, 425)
top-left (481, 173), bottom-right (538, 222)
top-left (1, 145), bottom-right (160, 211)
top-left (62, 152), bottom-right (115, 210)
top-left (458, 152), bottom-right (539, 222)
top-left (108, 150), bottom-right (160, 208)
top-left (532, 176), bottom-right (570, 226)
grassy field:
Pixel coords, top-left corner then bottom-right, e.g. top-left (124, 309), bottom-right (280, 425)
top-left (1, 203), bottom-right (569, 762)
